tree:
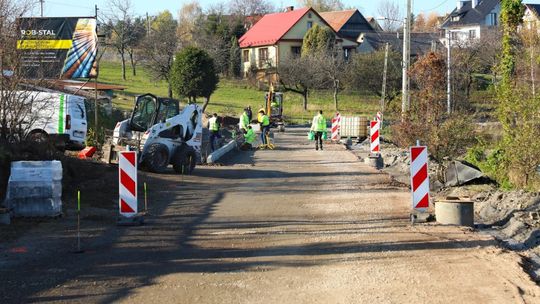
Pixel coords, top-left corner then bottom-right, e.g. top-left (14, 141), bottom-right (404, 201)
top-left (170, 47), bottom-right (219, 112)
top-left (105, 0), bottom-right (135, 81)
top-left (413, 13), bottom-right (425, 32)
top-left (301, 24), bottom-right (335, 57)
top-left (228, 0), bottom-right (274, 16)
top-left (377, 0), bottom-right (402, 32)
top-left (126, 17), bottom-right (146, 76)
top-left (345, 50), bottom-right (402, 103)
top-left (0, 0), bottom-right (52, 143)
top-left (425, 12), bottom-right (440, 32)
top-left (193, 9), bottom-right (246, 76)
top-left (296, 0), bottom-right (344, 12)
top-left (177, 1), bottom-right (203, 47)
top-left (318, 53), bottom-right (348, 110)
top-left (392, 52), bottom-right (475, 163)
top-left (278, 56), bottom-right (324, 110)
top-left (141, 10), bottom-right (178, 98)
top-left (229, 36), bottom-right (241, 78)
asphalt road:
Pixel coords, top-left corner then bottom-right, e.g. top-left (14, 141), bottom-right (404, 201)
top-left (1, 128), bottom-right (539, 303)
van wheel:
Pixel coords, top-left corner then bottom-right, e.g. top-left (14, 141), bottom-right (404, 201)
top-left (144, 144), bottom-right (169, 173)
top-left (27, 130), bottom-right (48, 143)
top-left (173, 146), bottom-right (197, 175)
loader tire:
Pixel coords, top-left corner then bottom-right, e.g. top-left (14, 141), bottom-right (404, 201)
top-left (144, 143), bottom-right (169, 173)
top-left (173, 146), bottom-right (197, 175)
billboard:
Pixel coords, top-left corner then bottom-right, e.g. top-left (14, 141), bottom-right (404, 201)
top-left (17, 17), bottom-right (98, 79)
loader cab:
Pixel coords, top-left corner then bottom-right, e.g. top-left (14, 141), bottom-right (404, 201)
top-left (130, 93), bottom-right (179, 132)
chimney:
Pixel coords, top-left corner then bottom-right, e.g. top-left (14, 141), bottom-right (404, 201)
top-left (286, 6), bottom-right (294, 12)
top-left (472, 0), bottom-right (479, 8)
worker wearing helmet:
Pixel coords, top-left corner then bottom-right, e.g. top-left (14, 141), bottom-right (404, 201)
top-left (310, 110), bottom-right (326, 151)
top-left (258, 109), bottom-right (270, 145)
top-left (239, 108), bottom-right (250, 131)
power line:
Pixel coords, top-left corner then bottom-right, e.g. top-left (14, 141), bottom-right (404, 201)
top-left (424, 0), bottom-right (450, 12)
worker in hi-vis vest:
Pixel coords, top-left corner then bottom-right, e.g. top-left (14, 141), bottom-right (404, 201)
top-left (208, 113), bottom-right (220, 151)
top-left (240, 125), bottom-right (256, 151)
top-left (258, 109), bottom-right (270, 145)
top-left (310, 110), bottom-right (326, 151)
top-left (239, 108), bottom-right (250, 131)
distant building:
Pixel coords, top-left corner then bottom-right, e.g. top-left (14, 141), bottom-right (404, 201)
top-left (366, 17), bottom-right (384, 32)
top-left (238, 7), bottom-right (358, 81)
top-left (358, 31), bottom-right (442, 58)
top-left (319, 9), bottom-right (375, 40)
top-left (441, 0), bottom-right (500, 45)
top-left (523, 4), bottom-right (540, 30)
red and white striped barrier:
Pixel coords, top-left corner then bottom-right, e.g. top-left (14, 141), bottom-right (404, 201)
top-left (370, 120), bottom-right (380, 153)
top-left (410, 146), bottom-right (430, 210)
top-left (119, 151), bottom-right (138, 217)
top-left (331, 112), bottom-right (341, 141)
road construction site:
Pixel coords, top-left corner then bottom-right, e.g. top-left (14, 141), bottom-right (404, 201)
top-left (1, 129), bottom-right (539, 303)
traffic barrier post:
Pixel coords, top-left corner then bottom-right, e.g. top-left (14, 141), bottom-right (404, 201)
top-left (370, 120), bottom-right (380, 154)
top-left (410, 145), bottom-right (430, 211)
top-left (118, 151), bottom-right (143, 225)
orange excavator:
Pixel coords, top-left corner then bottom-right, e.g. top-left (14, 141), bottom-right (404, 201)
top-left (263, 84), bottom-right (285, 132)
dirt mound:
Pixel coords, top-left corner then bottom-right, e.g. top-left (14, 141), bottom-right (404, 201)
top-left (473, 190), bottom-right (540, 226)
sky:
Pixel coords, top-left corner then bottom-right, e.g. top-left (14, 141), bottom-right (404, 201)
top-left (32, 0), bottom-right (540, 19)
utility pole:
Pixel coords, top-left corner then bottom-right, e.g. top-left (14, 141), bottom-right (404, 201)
top-left (94, 4), bottom-right (99, 131)
top-left (447, 30), bottom-right (452, 114)
top-left (381, 43), bottom-right (389, 113)
top-left (401, 0), bottom-right (412, 117)
top-left (40, 0), bottom-right (44, 17)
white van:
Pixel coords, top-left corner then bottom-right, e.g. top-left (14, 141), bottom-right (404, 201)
top-left (23, 91), bottom-right (88, 149)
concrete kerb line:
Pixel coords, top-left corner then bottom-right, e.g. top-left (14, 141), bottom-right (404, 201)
top-left (207, 140), bottom-right (238, 164)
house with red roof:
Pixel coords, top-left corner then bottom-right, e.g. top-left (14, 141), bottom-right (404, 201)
top-left (238, 6), bottom-right (358, 81)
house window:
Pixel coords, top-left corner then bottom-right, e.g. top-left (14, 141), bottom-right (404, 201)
top-left (469, 29), bottom-right (476, 39)
top-left (452, 16), bottom-right (460, 22)
top-left (307, 21), bottom-right (313, 29)
top-left (242, 50), bottom-right (250, 63)
top-left (450, 31), bottom-right (459, 40)
top-left (291, 46), bottom-right (301, 57)
top-left (258, 48), bottom-right (269, 67)
top-left (308, 13), bottom-right (312, 19)
top-left (488, 13), bottom-right (497, 26)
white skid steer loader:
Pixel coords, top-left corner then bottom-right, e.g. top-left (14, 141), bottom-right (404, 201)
top-left (102, 93), bottom-right (203, 174)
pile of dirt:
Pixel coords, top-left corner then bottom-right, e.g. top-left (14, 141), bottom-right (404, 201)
top-left (349, 140), bottom-right (540, 271)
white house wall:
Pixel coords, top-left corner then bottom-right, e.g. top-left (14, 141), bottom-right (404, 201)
top-left (446, 25), bottom-right (482, 45)
top-left (241, 45), bottom-right (278, 75)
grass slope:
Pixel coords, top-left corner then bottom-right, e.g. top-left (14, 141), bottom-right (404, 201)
top-left (99, 61), bottom-right (380, 123)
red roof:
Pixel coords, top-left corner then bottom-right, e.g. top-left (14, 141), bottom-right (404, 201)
top-left (239, 7), bottom-right (311, 48)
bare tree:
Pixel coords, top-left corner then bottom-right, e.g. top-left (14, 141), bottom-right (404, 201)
top-left (105, 0), bottom-right (134, 81)
top-left (141, 11), bottom-right (178, 98)
top-left (0, 0), bottom-right (53, 143)
top-left (278, 56), bottom-right (325, 110)
top-left (296, 0), bottom-right (344, 12)
top-left (228, 0), bottom-right (274, 16)
top-left (377, 0), bottom-right (402, 32)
